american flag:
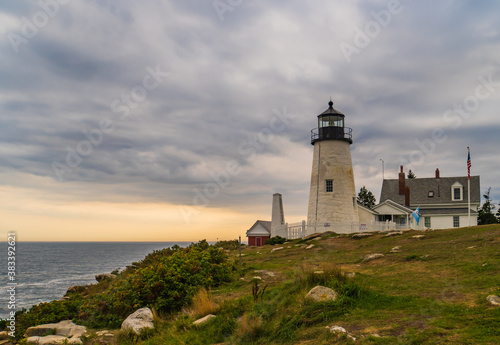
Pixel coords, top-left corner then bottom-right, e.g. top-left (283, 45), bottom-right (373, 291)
top-left (467, 147), bottom-right (471, 180)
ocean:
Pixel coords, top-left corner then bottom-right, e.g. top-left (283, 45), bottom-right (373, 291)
top-left (0, 241), bottom-right (190, 319)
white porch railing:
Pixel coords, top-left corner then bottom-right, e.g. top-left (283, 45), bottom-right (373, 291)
top-left (285, 221), bottom-right (306, 239)
top-left (279, 220), bottom-right (401, 240)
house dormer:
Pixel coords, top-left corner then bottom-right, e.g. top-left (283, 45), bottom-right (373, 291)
top-left (451, 181), bottom-right (463, 201)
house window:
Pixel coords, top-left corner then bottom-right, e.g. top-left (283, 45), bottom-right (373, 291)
top-left (425, 217), bottom-right (431, 228)
top-left (325, 179), bottom-right (333, 192)
top-left (451, 182), bottom-right (463, 201)
top-left (453, 216), bottom-right (460, 228)
top-left (428, 191), bottom-right (434, 197)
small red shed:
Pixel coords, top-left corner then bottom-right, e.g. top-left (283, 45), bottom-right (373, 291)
top-left (246, 220), bottom-right (271, 246)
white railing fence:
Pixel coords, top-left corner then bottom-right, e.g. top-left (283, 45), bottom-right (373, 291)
top-left (285, 221), bottom-right (306, 239)
top-left (280, 220), bottom-right (401, 240)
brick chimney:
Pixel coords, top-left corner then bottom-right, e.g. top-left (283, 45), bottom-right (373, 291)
top-left (405, 186), bottom-right (410, 207)
top-left (399, 165), bottom-right (406, 195)
top-left (435, 168), bottom-right (440, 178)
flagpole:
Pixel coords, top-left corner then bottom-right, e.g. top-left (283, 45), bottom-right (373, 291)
top-left (468, 147), bottom-right (471, 227)
top-left (468, 178), bottom-right (471, 226)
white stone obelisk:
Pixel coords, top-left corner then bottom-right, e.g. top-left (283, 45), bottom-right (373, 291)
top-left (271, 193), bottom-right (286, 238)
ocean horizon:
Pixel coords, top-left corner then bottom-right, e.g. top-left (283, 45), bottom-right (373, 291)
top-left (0, 241), bottom-right (194, 319)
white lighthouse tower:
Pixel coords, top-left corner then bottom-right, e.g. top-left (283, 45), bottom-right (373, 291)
top-left (306, 100), bottom-right (359, 234)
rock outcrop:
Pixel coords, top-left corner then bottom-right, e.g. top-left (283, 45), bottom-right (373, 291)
top-left (383, 231), bottom-right (403, 237)
top-left (305, 286), bottom-right (338, 302)
top-left (253, 270), bottom-right (276, 277)
top-left (363, 253), bottom-right (384, 262)
top-left (25, 320), bottom-right (86, 345)
top-left (95, 273), bottom-right (117, 282)
top-left (66, 285), bottom-right (87, 295)
top-left (487, 295), bottom-right (500, 306)
top-left (121, 307), bottom-right (155, 335)
top-left (352, 232), bottom-right (373, 239)
top-left (325, 325), bottom-right (356, 341)
top-left (193, 314), bottom-right (216, 326)
top-left (390, 246), bottom-right (401, 253)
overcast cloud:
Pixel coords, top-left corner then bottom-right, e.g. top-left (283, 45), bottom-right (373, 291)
top-left (1, 0), bottom-right (500, 238)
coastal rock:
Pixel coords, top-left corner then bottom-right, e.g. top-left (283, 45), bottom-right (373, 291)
top-left (27, 335), bottom-right (82, 344)
top-left (25, 320), bottom-right (86, 345)
top-left (305, 285), bottom-right (338, 302)
top-left (390, 246), bottom-right (401, 253)
top-left (193, 314), bottom-right (216, 326)
top-left (305, 244), bottom-right (315, 249)
top-left (66, 285), bottom-right (87, 294)
top-left (271, 247), bottom-right (283, 253)
top-left (412, 235), bottom-right (425, 239)
top-left (487, 295), bottom-right (500, 306)
top-left (384, 231), bottom-right (403, 237)
top-left (345, 272), bottom-right (356, 278)
top-left (303, 233), bottom-right (322, 241)
top-left (96, 330), bottom-right (114, 337)
top-left (121, 307), bottom-right (154, 335)
top-left (25, 320), bottom-right (86, 338)
top-left (352, 233), bottom-right (373, 239)
top-left (363, 253), bottom-right (384, 262)
top-left (95, 273), bottom-right (116, 282)
top-left (254, 270), bottom-right (276, 277)
top-left (325, 325), bottom-right (356, 341)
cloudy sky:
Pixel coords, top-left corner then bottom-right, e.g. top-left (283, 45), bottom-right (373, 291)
top-left (1, 0), bottom-right (499, 241)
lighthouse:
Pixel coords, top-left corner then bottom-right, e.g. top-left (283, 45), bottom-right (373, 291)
top-left (306, 100), bottom-right (359, 234)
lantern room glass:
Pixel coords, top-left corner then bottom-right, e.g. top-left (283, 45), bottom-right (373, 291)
top-left (319, 115), bottom-right (344, 128)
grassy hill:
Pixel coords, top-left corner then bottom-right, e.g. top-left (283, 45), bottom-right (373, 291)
top-left (136, 225), bottom-right (500, 344)
top-left (12, 225), bottom-right (500, 344)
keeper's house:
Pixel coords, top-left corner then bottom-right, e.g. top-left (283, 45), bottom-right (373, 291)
top-left (246, 220), bottom-right (271, 246)
top-left (376, 166), bottom-right (480, 229)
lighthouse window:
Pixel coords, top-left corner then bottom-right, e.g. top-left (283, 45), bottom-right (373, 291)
top-left (325, 179), bottom-right (333, 192)
top-left (333, 116), bottom-right (344, 127)
top-left (319, 115), bottom-right (344, 128)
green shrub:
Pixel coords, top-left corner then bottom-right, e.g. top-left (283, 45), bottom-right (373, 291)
top-left (214, 239), bottom-right (241, 250)
top-left (266, 236), bottom-right (286, 245)
top-left (15, 240), bottom-right (234, 338)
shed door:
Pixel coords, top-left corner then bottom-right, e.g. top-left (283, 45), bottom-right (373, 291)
top-left (256, 237), bottom-right (262, 246)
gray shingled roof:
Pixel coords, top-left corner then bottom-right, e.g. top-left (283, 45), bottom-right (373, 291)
top-left (420, 208), bottom-right (478, 216)
top-left (258, 220), bottom-right (272, 232)
top-left (373, 199), bottom-right (414, 214)
top-left (380, 175), bottom-right (480, 206)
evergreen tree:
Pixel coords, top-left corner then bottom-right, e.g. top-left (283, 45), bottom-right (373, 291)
top-left (407, 170), bottom-right (416, 179)
top-left (357, 186), bottom-right (376, 209)
top-left (477, 187), bottom-right (499, 225)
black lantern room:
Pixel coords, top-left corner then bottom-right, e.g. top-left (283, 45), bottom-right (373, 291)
top-left (311, 100), bottom-right (353, 145)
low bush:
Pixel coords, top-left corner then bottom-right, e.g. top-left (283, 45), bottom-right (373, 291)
top-left (14, 240), bottom-right (234, 340)
top-left (266, 236), bottom-right (286, 245)
top-left (214, 239), bottom-right (241, 250)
